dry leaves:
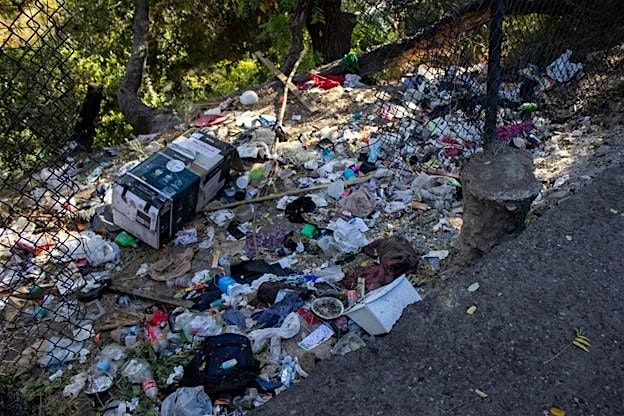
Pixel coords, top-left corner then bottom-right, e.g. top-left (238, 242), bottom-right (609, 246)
top-left (572, 327), bottom-right (591, 352)
top-left (544, 327), bottom-right (591, 364)
top-left (550, 406), bottom-right (567, 416)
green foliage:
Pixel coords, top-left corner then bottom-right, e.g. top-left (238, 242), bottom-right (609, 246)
top-left (351, 18), bottom-right (398, 53)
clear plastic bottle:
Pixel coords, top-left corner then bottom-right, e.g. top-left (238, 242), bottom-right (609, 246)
top-left (85, 344), bottom-right (126, 394)
top-left (122, 358), bottom-right (158, 400)
top-left (110, 326), bottom-right (141, 347)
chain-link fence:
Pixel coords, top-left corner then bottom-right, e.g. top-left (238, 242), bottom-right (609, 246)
top-left (351, 0), bottom-right (624, 173)
top-left (0, 1), bottom-right (99, 379)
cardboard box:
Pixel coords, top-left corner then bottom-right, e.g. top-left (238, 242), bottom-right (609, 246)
top-left (112, 152), bottom-right (200, 248)
top-left (112, 130), bottom-right (236, 248)
top-left (168, 129), bottom-right (236, 212)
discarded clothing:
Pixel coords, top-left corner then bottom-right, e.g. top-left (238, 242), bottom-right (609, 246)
top-left (245, 227), bottom-right (294, 257)
top-left (285, 197), bottom-right (316, 223)
top-left (342, 237), bottom-right (420, 290)
top-left (496, 121), bottom-right (534, 142)
top-left (299, 74), bottom-right (345, 90)
top-left (338, 189), bottom-right (376, 217)
top-left (230, 260), bottom-right (289, 284)
top-left (252, 291), bottom-right (304, 329)
top-left (191, 290), bottom-right (222, 312)
top-left (222, 308), bottom-right (247, 329)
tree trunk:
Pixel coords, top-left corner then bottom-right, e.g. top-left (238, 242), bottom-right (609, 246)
top-left (306, 0), bottom-right (356, 63)
top-left (117, 0), bottom-right (178, 134)
top-left (456, 149), bottom-right (541, 264)
top-left (72, 83), bottom-right (103, 152)
top-left (281, 0), bottom-right (312, 75)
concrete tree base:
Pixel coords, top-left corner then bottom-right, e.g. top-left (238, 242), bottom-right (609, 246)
top-left (457, 149), bottom-right (541, 263)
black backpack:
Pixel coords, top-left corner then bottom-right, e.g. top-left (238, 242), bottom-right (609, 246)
top-left (181, 333), bottom-right (260, 396)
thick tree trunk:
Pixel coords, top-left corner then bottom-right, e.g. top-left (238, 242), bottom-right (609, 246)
top-left (281, 0), bottom-right (312, 75)
top-left (72, 83), bottom-right (103, 152)
top-left (118, 0), bottom-right (178, 134)
top-left (296, 0), bottom-right (573, 80)
top-left (306, 0), bottom-right (356, 63)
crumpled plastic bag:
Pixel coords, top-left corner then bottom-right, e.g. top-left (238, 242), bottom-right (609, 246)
top-left (276, 141), bottom-right (317, 164)
top-left (328, 218), bottom-right (369, 254)
top-left (247, 312), bottom-right (301, 353)
top-left (338, 189), bottom-right (376, 217)
top-left (160, 386), bottom-right (212, 416)
top-left (53, 231), bottom-right (120, 266)
top-left (63, 372), bottom-right (87, 398)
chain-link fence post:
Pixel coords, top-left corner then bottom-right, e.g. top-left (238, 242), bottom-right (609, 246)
top-left (484, 0), bottom-right (505, 151)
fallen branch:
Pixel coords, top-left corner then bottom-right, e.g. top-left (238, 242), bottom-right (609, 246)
top-left (109, 284), bottom-right (194, 308)
top-left (422, 168), bottom-right (461, 180)
top-left (254, 51), bottom-right (318, 114)
top-left (279, 48), bottom-right (307, 127)
top-left (205, 173), bottom-right (377, 212)
top-left (293, 0), bottom-right (573, 81)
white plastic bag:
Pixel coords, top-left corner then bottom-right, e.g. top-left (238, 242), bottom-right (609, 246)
top-left (248, 312), bottom-right (301, 353)
top-left (161, 386), bottom-right (212, 416)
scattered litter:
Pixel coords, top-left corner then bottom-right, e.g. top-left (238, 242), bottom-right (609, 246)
top-left (466, 305), bottom-right (477, 315)
top-left (298, 324), bottom-right (335, 350)
top-left (161, 386), bottom-right (212, 416)
top-left (166, 365), bottom-right (184, 385)
top-left (474, 389), bottom-right (488, 399)
top-left (174, 228), bottom-right (199, 246)
top-left (467, 282), bottom-right (480, 292)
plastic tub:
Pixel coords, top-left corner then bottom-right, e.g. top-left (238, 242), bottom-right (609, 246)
top-left (345, 276), bottom-right (421, 335)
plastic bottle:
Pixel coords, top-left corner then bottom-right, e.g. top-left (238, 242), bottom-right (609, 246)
top-left (217, 276), bottom-right (236, 293)
top-left (85, 344), bottom-right (126, 394)
top-left (122, 358), bottom-right (158, 400)
top-left (110, 326), bottom-right (141, 347)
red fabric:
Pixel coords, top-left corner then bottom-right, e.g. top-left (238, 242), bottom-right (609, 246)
top-left (190, 113), bottom-right (233, 127)
top-left (299, 74), bottom-right (345, 90)
top-left (148, 310), bottom-right (168, 326)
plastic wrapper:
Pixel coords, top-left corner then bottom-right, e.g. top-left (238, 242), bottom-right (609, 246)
top-left (247, 312), bottom-right (301, 353)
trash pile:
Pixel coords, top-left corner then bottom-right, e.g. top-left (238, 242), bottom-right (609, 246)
top-left (0, 49), bottom-right (591, 414)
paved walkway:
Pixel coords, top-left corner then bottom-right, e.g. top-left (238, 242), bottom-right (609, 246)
top-left (255, 165), bottom-right (624, 416)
